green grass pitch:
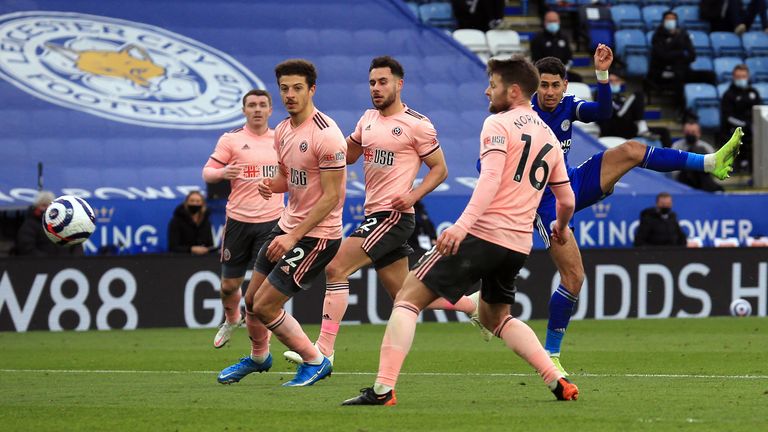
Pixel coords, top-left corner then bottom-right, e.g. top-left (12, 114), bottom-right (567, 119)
top-left (1, 317), bottom-right (767, 431)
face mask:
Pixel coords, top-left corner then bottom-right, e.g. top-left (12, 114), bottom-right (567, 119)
top-left (664, 19), bottom-right (676, 31)
top-left (610, 83), bottom-right (622, 94)
top-left (545, 22), bottom-right (560, 34)
top-left (187, 205), bottom-right (202, 214)
top-left (734, 79), bottom-right (748, 89)
top-left (659, 207), bottom-right (671, 215)
top-left (684, 134), bottom-right (697, 145)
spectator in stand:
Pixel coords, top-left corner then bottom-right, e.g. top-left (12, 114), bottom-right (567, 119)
top-left (721, 64), bottom-right (762, 172)
top-left (634, 192), bottom-right (688, 247)
top-left (649, 11), bottom-right (716, 104)
top-left (735, 0), bottom-right (768, 34)
top-left (451, 0), bottom-right (505, 31)
top-left (167, 190), bottom-right (213, 255)
top-left (598, 70), bottom-right (671, 147)
top-left (14, 191), bottom-right (84, 257)
top-left (702, 0), bottom-right (742, 32)
top-left (530, 10), bottom-right (582, 82)
top-left (672, 120), bottom-right (724, 192)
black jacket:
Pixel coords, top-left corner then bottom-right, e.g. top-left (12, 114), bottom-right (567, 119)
top-left (15, 207), bottom-right (84, 256)
top-left (530, 30), bottom-right (573, 65)
top-left (721, 84), bottom-right (762, 131)
top-left (634, 207), bottom-right (687, 247)
top-left (167, 204), bottom-right (213, 253)
top-left (649, 27), bottom-right (695, 79)
top-left (598, 91), bottom-right (645, 139)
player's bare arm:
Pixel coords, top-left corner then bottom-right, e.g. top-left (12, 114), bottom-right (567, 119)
top-left (346, 137), bottom-right (363, 164)
top-left (202, 158), bottom-right (242, 183)
top-left (550, 183), bottom-right (575, 246)
top-left (392, 148), bottom-right (447, 211)
top-left (265, 168), bottom-right (344, 262)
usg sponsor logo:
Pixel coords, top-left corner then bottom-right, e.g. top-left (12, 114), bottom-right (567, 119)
top-left (0, 11), bottom-right (263, 129)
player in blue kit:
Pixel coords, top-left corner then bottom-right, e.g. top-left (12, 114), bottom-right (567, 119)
top-left (478, 45), bottom-right (743, 376)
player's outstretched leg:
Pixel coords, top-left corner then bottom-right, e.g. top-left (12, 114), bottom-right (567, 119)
top-left (711, 127), bottom-right (743, 180)
top-left (491, 315), bottom-right (578, 401)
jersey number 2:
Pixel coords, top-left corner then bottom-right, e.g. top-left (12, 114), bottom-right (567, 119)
top-left (513, 134), bottom-right (553, 191)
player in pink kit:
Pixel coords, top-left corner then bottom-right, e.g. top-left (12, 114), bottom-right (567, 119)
top-left (217, 59), bottom-right (345, 387)
top-left (203, 89), bottom-right (284, 349)
top-left (343, 56), bottom-right (579, 406)
top-left (283, 56), bottom-right (483, 367)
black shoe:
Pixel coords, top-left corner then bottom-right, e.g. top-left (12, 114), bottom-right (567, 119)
top-left (341, 387), bottom-right (397, 406)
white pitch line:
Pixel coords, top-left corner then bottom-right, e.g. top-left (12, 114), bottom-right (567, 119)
top-left (1, 369), bottom-right (767, 380)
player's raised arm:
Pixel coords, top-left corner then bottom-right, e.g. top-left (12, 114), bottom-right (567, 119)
top-left (574, 44), bottom-right (613, 122)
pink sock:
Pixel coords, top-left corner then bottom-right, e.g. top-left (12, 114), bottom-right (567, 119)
top-left (494, 316), bottom-right (560, 385)
top-left (265, 310), bottom-right (321, 363)
top-left (246, 311), bottom-right (270, 359)
top-left (316, 283), bottom-right (349, 356)
top-left (376, 301), bottom-right (420, 389)
top-left (222, 288), bottom-right (242, 324)
top-left (426, 296), bottom-right (476, 314)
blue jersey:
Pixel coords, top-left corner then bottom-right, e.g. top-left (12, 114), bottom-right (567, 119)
top-left (531, 82), bottom-right (612, 167)
top-left (530, 81), bottom-right (613, 247)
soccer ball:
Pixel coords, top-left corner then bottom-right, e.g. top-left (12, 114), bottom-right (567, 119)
top-left (42, 195), bottom-right (96, 246)
top-left (729, 299), bottom-right (752, 317)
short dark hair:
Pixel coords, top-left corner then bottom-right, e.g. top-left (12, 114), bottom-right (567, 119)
top-left (534, 56), bottom-right (567, 80)
top-left (242, 89), bottom-right (272, 107)
top-left (275, 59), bottom-right (317, 87)
top-left (663, 10), bottom-right (677, 21)
top-left (656, 192), bottom-right (672, 201)
top-left (486, 56), bottom-right (540, 97)
top-left (369, 56), bottom-right (405, 78)
top-left (733, 63), bottom-right (749, 74)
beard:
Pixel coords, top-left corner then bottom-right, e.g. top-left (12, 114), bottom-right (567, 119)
top-left (488, 98), bottom-right (510, 113)
top-left (372, 92), bottom-right (396, 110)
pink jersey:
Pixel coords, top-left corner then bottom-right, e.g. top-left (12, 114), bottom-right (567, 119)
top-left (207, 127), bottom-right (284, 223)
top-left (467, 107), bottom-right (569, 254)
top-left (273, 109), bottom-right (347, 239)
top-left (349, 106), bottom-right (440, 214)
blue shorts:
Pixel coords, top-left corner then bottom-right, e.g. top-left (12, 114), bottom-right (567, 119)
top-left (534, 151), bottom-right (612, 248)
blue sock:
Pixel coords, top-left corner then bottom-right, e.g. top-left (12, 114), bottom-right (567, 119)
top-left (545, 285), bottom-right (578, 355)
top-left (640, 146), bottom-right (704, 172)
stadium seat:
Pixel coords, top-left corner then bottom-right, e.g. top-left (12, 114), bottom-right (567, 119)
top-left (717, 82), bottom-right (731, 98)
top-left (579, 4), bottom-right (614, 51)
top-left (742, 32), bottom-right (768, 57)
top-left (611, 5), bottom-right (644, 30)
top-left (746, 57), bottom-right (768, 82)
top-left (452, 29), bottom-right (490, 57)
top-left (753, 83), bottom-right (768, 103)
top-left (690, 56), bottom-right (714, 72)
top-left (574, 121), bottom-right (600, 137)
top-left (714, 56), bottom-right (744, 83)
top-left (684, 83), bottom-right (720, 130)
top-left (710, 32), bottom-right (744, 57)
top-left (673, 5), bottom-right (707, 31)
top-left (614, 29), bottom-right (649, 77)
top-left (568, 82), bottom-right (593, 101)
top-left (485, 30), bottom-right (524, 56)
top-left (419, 2), bottom-right (457, 29)
top-left (598, 136), bottom-right (626, 149)
top-left (641, 5), bottom-right (668, 30)
top-left (688, 30), bottom-right (713, 57)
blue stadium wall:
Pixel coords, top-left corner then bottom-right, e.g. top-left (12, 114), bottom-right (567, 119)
top-left (0, 0), bottom-right (766, 254)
